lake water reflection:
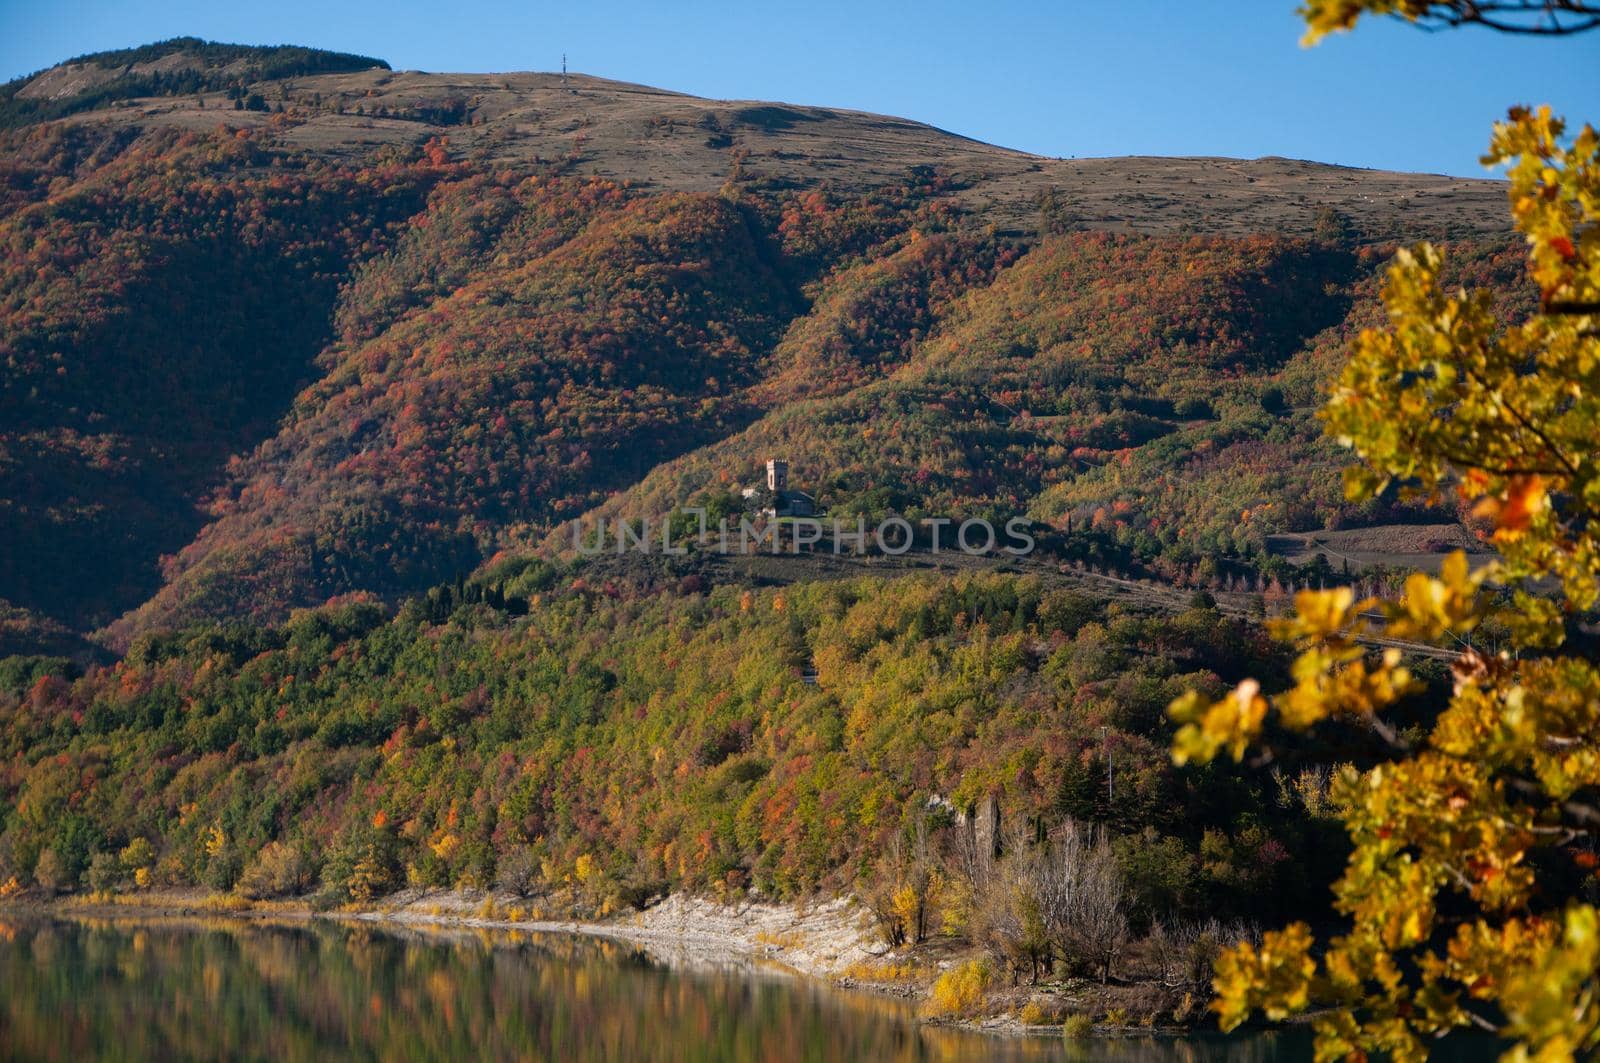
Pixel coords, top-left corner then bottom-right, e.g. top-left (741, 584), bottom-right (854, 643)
top-left (0, 915), bottom-right (1318, 1061)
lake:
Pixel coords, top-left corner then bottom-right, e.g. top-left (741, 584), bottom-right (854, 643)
top-left (0, 914), bottom-right (1319, 1061)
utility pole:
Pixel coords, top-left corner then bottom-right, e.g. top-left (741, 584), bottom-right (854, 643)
top-left (1101, 726), bottom-right (1113, 805)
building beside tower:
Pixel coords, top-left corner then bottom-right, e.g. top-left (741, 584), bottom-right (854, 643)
top-left (742, 459), bottom-right (816, 518)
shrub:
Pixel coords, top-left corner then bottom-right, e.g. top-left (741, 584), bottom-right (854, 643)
top-left (1151, 918), bottom-right (1260, 990)
top-left (839, 959), bottom-right (919, 982)
top-left (865, 885), bottom-right (907, 947)
top-left (203, 849), bottom-right (243, 892)
top-left (495, 844), bottom-right (539, 897)
top-left (346, 838), bottom-right (399, 904)
top-left (237, 841), bottom-right (314, 899)
top-left (33, 849), bottom-right (69, 894)
top-left (119, 838), bottom-right (155, 876)
top-left (86, 852), bottom-right (122, 892)
top-left (1062, 1013), bottom-right (1094, 1040)
top-left (926, 959), bottom-right (990, 1017)
top-left (1019, 1000), bottom-right (1058, 1025)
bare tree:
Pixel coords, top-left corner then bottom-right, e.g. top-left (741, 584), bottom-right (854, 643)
top-left (1150, 918), bottom-right (1262, 990)
top-left (495, 844), bottom-right (539, 898)
top-left (944, 805), bottom-right (994, 891)
top-left (866, 814), bottom-right (942, 947)
top-left (902, 815), bottom-right (939, 944)
top-left (962, 817), bottom-right (1046, 983)
top-left (962, 817), bottom-right (1128, 985)
top-left (973, 861), bottom-right (1051, 984)
top-left (1035, 820), bottom-right (1128, 983)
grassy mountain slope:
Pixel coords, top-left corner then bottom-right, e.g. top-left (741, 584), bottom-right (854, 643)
top-left (3, 44), bottom-right (1510, 240)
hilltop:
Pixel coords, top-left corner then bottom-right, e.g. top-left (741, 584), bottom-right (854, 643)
top-left (1, 40), bottom-right (1508, 239)
top-left (0, 38), bottom-right (389, 128)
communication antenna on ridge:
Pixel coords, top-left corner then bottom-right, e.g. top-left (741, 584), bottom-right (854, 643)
top-left (561, 53), bottom-right (568, 92)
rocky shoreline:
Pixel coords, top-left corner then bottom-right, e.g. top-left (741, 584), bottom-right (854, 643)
top-left (1, 887), bottom-right (1212, 1042)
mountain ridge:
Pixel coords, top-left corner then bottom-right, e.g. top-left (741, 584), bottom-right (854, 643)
top-left (3, 39), bottom-right (1511, 240)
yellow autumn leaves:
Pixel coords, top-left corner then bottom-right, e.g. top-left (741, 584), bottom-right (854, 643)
top-left (1328, 107), bottom-right (1599, 617)
top-left (1168, 679), bottom-right (1268, 765)
top-left (1168, 98), bottom-right (1600, 1062)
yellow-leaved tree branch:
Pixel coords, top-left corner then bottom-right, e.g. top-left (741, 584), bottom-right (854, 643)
top-left (1167, 6), bottom-right (1599, 1059)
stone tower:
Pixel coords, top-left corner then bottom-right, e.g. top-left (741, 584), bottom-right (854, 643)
top-left (766, 459), bottom-right (788, 492)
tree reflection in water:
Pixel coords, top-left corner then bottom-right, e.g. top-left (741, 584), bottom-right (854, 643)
top-left (0, 917), bottom-right (1313, 1061)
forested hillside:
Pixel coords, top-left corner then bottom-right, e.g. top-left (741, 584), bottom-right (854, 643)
top-left (0, 40), bottom-right (1558, 1026)
top-left (0, 40), bottom-right (1529, 655)
top-left (0, 37), bottom-right (1523, 899)
top-left (570, 232), bottom-right (1528, 572)
top-left (0, 123), bottom-right (436, 645)
top-left (0, 567), bottom-right (1399, 939)
top-left (0, 15), bottom-right (1592, 1054)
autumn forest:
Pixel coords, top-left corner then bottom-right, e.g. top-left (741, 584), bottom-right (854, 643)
top-left (1, 26), bottom-right (1595, 1058)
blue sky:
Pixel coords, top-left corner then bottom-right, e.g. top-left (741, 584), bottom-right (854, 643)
top-left (1, 0), bottom-right (1595, 176)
